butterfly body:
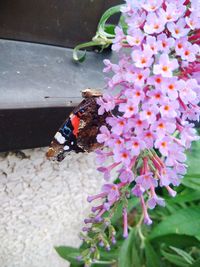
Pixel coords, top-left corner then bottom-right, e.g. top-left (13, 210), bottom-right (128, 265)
top-left (46, 89), bottom-right (109, 162)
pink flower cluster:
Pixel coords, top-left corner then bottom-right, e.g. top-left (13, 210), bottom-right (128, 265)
top-left (86, 0), bottom-right (200, 237)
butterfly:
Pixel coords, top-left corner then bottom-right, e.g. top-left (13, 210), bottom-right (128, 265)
top-left (46, 89), bottom-right (109, 162)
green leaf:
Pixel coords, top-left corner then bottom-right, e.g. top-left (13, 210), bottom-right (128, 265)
top-left (99, 246), bottom-right (120, 261)
top-left (161, 249), bottom-right (189, 267)
top-left (70, 264), bottom-right (83, 267)
top-left (131, 241), bottom-right (143, 267)
top-left (182, 174), bottom-right (200, 191)
top-left (55, 246), bottom-right (82, 265)
top-left (151, 234), bottom-right (200, 248)
top-left (167, 189), bottom-right (200, 203)
top-left (104, 24), bottom-right (116, 35)
top-left (97, 5), bottom-right (124, 38)
top-left (190, 258), bottom-right (200, 267)
top-left (145, 241), bottom-right (160, 267)
top-left (149, 207), bottom-right (200, 241)
top-left (91, 259), bottom-right (116, 266)
top-left (118, 229), bottom-right (134, 267)
top-left (169, 246), bottom-right (194, 264)
top-left (186, 140), bottom-right (200, 175)
top-left (70, 264), bottom-right (82, 267)
top-left (118, 228), bottom-right (141, 267)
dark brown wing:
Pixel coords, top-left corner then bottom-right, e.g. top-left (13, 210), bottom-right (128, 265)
top-left (77, 97), bottom-right (109, 152)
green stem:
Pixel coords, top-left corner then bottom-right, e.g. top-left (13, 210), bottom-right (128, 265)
top-left (73, 41), bottom-right (105, 62)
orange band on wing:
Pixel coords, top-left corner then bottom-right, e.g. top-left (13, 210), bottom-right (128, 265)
top-left (71, 115), bottom-right (80, 137)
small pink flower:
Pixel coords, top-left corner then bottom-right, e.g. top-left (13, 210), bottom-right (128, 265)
top-left (125, 87), bottom-right (145, 104)
top-left (102, 184), bottom-right (120, 204)
top-left (120, 1), bottom-right (133, 14)
top-left (107, 117), bottom-right (127, 135)
top-left (97, 95), bottom-right (116, 115)
top-left (177, 79), bottom-right (198, 104)
top-left (109, 134), bottom-right (125, 151)
top-left (123, 208), bottom-right (128, 238)
top-left (114, 148), bottom-right (131, 166)
top-left (131, 47), bottom-right (154, 68)
top-left (147, 74), bottom-right (166, 89)
top-left (140, 106), bottom-right (157, 123)
top-left (166, 186), bottom-right (177, 197)
top-left (136, 172), bottom-right (157, 191)
top-left (153, 53), bottom-right (179, 77)
top-left (141, 130), bottom-right (155, 149)
top-left (97, 126), bottom-right (111, 144)
top-left (132, 184), bottom-right (145, 197)
top-left (125, 65), bottom-right (137, 83)
top-left (159, 100), bottom-right (179, 118)
top-left (144, 12), bottom-right (166, 34)
top-left (167, 18), bottom-right (190, 39)
top-left (158, 3), bottom-right (183, 23)
top-left (126, 137), bottom-right (145, 156)
top-left (180, 123), bottom-right (200, 148)
top-left (126, 10), bottom-right (146, 29)
top-left (118, 100), bottom-right (138, 118)
top-left (96, 150), bottom-right (111, 165)
top-left (185, 12), bottom-right (200, 30)
top-left (147, 89), bottom-right (165, 104)
top-left (155, 136), bottom-right (172, 156)
top-left (159, 168), bottom-right (171, 186)
top-left (97, 162), bottom-right (120, 180)
top-left (157, 33), bottom-right (175, 53)
top-left (151, 118), bottom-right (176, 137)
top-left (181, 105), bottom-right (200, 122)
top-left (165, 143), bottom-right (186, 166)
top-left (119, 167), bottom-right (134, 183)
top-left (112, 26), bottom-right (125, 51)
top-left (103, 59), bottom-right (120, 73)
top-left (128, 115), bottom-right (149, 134)
top-left (190, 0), bottom-right (200, 14)
top-left (174, 162), bottom-right (187, 176)
top-left (166, 0), bottom-right (186, 18)
top-left (143, 210), bottom-right (152, 225)
top-left (147, 187), bottom-right (165, 209)
top-left (133, 68), bottom-right (150, 87)
top-left (161, 77), bottom-right (179, 100)
top-left (179, 43), bottom-right (199, 62)
top-left (144, 36), bottom-right (159, 55)
top-left (126, 28), bottom-right (144, 47)
top-left (148, 195), bottom-right (165, 209)
top-left (97, 166), bottom-right (111, 180)
top-left (175, 37), bottom-right (188, 56)
top-left (141, 0), bottom-right (163, 12)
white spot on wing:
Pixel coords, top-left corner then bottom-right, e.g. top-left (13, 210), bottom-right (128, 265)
top-left (54, 132), bottom-right (65, 144)
top-left (64, 145), bottom-right (70, 150)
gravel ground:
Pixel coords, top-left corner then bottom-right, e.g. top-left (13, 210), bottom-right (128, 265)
top-left (0, 148), bottom-right (103, 267)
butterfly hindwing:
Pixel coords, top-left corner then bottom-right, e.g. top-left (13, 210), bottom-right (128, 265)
top-left (77, 97), bottom-right (108, 152)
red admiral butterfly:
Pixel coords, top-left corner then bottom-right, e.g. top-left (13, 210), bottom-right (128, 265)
top-left (46, 89), bottom-right (109, 162)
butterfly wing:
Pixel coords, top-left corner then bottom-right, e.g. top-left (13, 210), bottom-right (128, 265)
top-left (46, 92), bottom-right (109, 161)
top-left (76, 97), bottom-right (108, 152)
top-left (46, 99), bottom-right (87, 161)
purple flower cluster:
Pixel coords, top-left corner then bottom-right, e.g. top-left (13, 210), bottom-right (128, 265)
top-left (86, 0), bottom-right (200, 237)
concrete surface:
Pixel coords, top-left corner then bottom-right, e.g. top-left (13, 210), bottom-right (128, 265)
top-left (0, 39), bottom-right (115, 109)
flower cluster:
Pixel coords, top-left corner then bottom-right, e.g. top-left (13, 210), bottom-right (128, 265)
top-left (81, 0), bottom-right (200, 264)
